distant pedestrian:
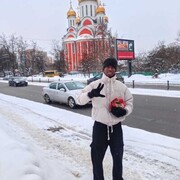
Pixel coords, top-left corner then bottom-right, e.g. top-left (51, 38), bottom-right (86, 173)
top-left (77, 57), bottom-right (133, 180)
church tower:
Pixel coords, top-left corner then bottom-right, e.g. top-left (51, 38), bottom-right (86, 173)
top-left (62, 0), bottom-right (112, 72)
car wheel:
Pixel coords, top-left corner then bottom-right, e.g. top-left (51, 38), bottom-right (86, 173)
top-left (13, 83), bottom-right (17, 87)
top-left (68, 97), bottom-right (76, 109)
top-left (44, 94), bottom-right (51, 104)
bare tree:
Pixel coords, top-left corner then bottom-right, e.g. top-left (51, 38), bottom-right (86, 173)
top-left (175, 31), bottom-right (180, 46)
top-left (132, 52), bottom-right (151, 73)
top-left (25, 42), bottom-right (46, 75)
top-left (80, 41), bottom-right (97, 76)
top-left (17, 37), bottom-right (29, 75)
top-left (139, 40), bottom-right (180, 74)
top-left (51, 40), bottom-right (66, 73)
top-left (0, 34), bottom-right (18, 75)
top-left (0, 43), bottom-right (10, 75)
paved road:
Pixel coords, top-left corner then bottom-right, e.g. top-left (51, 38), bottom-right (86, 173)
top-left (0, 82), bottom-right (180, 139)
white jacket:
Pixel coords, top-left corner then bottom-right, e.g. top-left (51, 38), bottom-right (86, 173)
top-left (77, 73), bottom-right (133, 126)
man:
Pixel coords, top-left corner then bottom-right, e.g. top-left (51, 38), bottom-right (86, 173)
top-left (77, 57), bottom-right (133, 180)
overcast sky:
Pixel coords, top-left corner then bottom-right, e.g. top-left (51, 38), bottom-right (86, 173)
top-left (0, 0), bottom-right (180, 54)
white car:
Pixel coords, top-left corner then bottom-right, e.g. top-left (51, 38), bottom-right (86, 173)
top-left (42, 80), bottom-right (90, 108)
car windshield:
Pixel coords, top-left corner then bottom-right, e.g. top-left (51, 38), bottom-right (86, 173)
top-left (94, 73), bottom-right (102, 78)
top-left (116, 73), bottom-right (122, 78)
top-left (65, 81), bottom-right (85, 90)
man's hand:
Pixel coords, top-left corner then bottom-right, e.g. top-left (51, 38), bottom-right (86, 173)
top-left (111, 107), bottom-right (127, 117)
top-left (88, 83), bottom-right (105, 98)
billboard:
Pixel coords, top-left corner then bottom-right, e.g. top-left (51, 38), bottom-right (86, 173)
top-left (116, 39), bottom-right (135, 60)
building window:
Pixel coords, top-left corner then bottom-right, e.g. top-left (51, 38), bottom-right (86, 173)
top-left (86, 5), bottom-right (88, 16)
top-left (78, 43), bottom-right (80, 53)
top-left (76, 43), bottom-right (79, 53)
top-left (66, 45), bottom-right (68, 55)
top-left (82, 6), bottom-right (84, 17)
top-left (90, 5), bottom-right (92, 16)
top-left (72, 43), bottom-right (75, 54)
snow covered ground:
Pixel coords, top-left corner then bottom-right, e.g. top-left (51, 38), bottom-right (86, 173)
top-left (0, 73), bottom-right (180, 180)
top-left (26, 72), bottom-right (180, 85)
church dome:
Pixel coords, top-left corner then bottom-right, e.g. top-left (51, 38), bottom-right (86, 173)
top-left (67, 8), bottom-right (76, 18)
top-left (96, 5), bottom-right (105, 14)
top-left (67, 9), bottom-right (76, 18)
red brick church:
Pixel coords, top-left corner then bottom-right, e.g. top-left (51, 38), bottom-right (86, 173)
top-left (62, 0), bottom-right (114, 72)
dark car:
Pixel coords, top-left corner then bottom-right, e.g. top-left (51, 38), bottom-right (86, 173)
top-left (9, 77), bottom-right (28, 87)
top-left (87, 72), bottom-right (124, 84)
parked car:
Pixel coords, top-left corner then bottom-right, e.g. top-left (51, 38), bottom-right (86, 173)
top-left (87, 72), bottom-right (124, 84)
top-left (9, 77), bottom-right (28, 87)
top-left (42, 80), bottom-right (90, 108)
top-left (43, 70), bottom-right (64, 77)
top-left (3, 75), bottom-right (13, 80)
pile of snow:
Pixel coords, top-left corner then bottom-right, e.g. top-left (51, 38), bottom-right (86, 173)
top-left (124, 73), bottom-right (180, 84)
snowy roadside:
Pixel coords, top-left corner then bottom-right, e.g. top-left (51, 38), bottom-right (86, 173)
top-left (0, 95), bottom-right (92, 180)
top-left (0, 93), bottom-right (180, 180)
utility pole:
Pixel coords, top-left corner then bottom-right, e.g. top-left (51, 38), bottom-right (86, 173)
top-left (127, 60), bottom-right (132, 77)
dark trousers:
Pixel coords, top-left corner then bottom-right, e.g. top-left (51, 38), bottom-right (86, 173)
top-left (91, 121), bottom-right (124, 180)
